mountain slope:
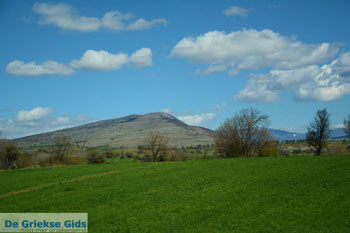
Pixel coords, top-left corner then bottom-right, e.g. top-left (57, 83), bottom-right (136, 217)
top-left (14, 112), bottom-right (214, 148)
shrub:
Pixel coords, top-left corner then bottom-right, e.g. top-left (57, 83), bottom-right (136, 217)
top-left (278, 147), bottom-right (290, 156)
top-left (17, 152), bottom-right (38, 168)
top-left (49, 135), bottom-right (72, 161)
top-left (0, 144), bottom-right (22, 169)
top-left (105, 151), bottom-right (120, 158)
top-left (259, 142), bottom-right (279, 157)
top-left (169, 151), bottom-right (190, 161)
top-left (64, 155), bottom-right (86, 165)
top-left (87, 149), bottom-right (106, 164)
top-left (158, 152), bottom-right (169, 162)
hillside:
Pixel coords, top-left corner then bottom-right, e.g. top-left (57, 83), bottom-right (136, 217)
top-left (14, 112), bottom-right (214, 148)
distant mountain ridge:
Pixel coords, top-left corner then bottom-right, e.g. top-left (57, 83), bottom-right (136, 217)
top-left (13, 112), bottom-right (348, 148)
top-left (270, 128), bottom-right (347, 141)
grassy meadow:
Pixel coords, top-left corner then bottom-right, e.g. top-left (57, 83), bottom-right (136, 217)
top-left (1, 155), bottom-right (350, 232)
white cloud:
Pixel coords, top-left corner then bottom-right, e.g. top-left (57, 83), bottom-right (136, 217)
top-left (162, 108), bottom-right (172, 114)
top-left (126, 18), bottom-right (167, 31)
top-left (16, 107), bottom-right (54, 122)
top-left (33, 3), bottom-right (167, 32)
top-left (70, 48), bottom-right (153, 71)
top-left (331, 124), bottom-right (344, 129)
top-left (196, 65), bottom-right (227, 75)
top-left (223, 6), bottom-right (249, 16)
top-left (6, 60), bottom-right (74, 76)
top-left (178, 113), bottom-right (215, 126)
top-left (101, 11), bottom-right (132, 30)
top-left (171, 29), bottom-right (339, 75)
top-left (33, 2), bottom-right (100, 32)
top-left (70, 50), bottom-right (129, 71)
top-left (212, 103), bottom-right (227, 112)
top-left (236, 52), bottom-right (350, 103)
top-left (0, 107), bottom-right (95, 139)
top-left (129, 48), bottom-right (153, 68)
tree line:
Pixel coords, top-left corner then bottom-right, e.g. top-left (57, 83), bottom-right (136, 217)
top-left (1, 109), bottom-right (350, 168)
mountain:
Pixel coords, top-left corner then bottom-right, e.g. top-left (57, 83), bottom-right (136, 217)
top-left (269, 129), bottom-right (305, 141)
top-left (329, 128), bottom-right (348, 139)
top-left (270, 128), bottom-right (347, 141)
top-left (14, 112), bottom-right (214, 148)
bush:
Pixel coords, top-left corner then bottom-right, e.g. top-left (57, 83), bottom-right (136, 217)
top-left (290, 148), bottom-right (301, 155)
top-left (105, 151), bottom-right (120, 158)
top-left (169, 151), bottom-right (190, 161)
top-left (259, 143), bottom-right (279, 157)
top-left (139, 153), bottom-right (153, 162)
top-left (120, 151), bottom-right (134, 159)
top-left (278, 147), bottom-right (290, 156)
top-left (87, 149), bottom-right (106, 164)
top-left (64, 155), bottom-right (86, 165)
top-left (158, 152), bottom-right (169, 162)
top-left (0, 144), bottom-right (22, 169)
top-left (17, 152), bottom-right (38, 168)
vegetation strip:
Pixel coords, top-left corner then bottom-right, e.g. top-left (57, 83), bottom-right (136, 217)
top-left (0, 166), bottom-right (152, 199)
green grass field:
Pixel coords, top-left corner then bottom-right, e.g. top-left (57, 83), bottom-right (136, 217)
top-left (1, 155), bottom-right (350, 232)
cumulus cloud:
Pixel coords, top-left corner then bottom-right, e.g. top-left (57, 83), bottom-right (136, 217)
top-left (223, 6), bottom-right (249, 16)
top-left (33, 2), bottom-right (100, 32)
top-left (70, 50), bottom-right (129, 71)
top-left (196, 65), bottom-right (228, 75)
top-left (70, 48), bottom-right (152, 71)
top-left (129, 48), bottom-right (153, 68)
top-left (6, 48), bottom-right (152, 76)
top-left (171, 29), bottom-right (339, 75)
top-left (16, 107), bottom-right (54, 121)
top-left (33, 3), bottom-right (167, 32)
top-left (6, 60), bottom-right (74, 76)
top-left (162, 108), bottom-right (172, 114)
top-left (101, 11), bottom-right (132, 30)
top-left (235, 52), bottom-right (350, 103)
top-left (0, 107), bottom-right (95, 139)
top-left (126, 18), bottom-right (167, 31)
top-left (178, 113), bottom-right (216, 126)
top-left (161, 108), bottom-right (217, 126)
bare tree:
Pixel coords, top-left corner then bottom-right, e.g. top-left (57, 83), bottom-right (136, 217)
top-left (236, 108), bottom-right (270, 157)
top-left (306, 108), bottom-right (330, 155)
top-left (214, 108), bottom-right (271, 157)
top-left (254, 127), bottom-right (273, 157)
top-left (144, 131), bottom-right (168, 162)
top-left (344, 114), bottom-right (350, 138)
top-left (214, 118), bottom-right (242, 157)
top-left (75, 137), bottom-right (88, 149)
top-left (50, 135), bottom-right (72, 161)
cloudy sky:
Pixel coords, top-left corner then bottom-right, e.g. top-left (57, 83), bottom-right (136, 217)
top-left (1, 0), bottom-right (350, 138)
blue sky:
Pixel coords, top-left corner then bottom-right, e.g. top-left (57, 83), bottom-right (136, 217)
top-left (1, 0), bottom-right (350, 138)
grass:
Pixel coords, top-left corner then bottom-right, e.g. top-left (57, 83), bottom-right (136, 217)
top-left (1, 155), bottom-right (350, 232)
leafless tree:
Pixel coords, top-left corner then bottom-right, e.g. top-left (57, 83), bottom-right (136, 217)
top-left (214, 118), bottom-right (242, 157)
top-left (75, 137), bottom-right (88, 149)
top-left (306, 108), bottom-right (330, 155)
top-left (344, 114), bottom-right (350, 138)
top-left (144, 131), bottom-right (168, 162)
top-left (254, 127), bottom-right (273, 157)
top-left (214, 108), bottom-right (271, 157)
top-left (50, 135), bottom-right (72, 161)
top-left (236, 108), bottom-right (270, 157)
